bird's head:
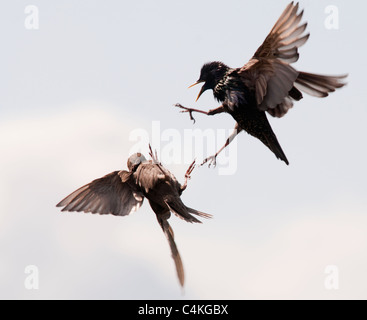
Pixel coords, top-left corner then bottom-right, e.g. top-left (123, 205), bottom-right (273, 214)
top-left (127, 153), bottom-right (147, 172)
top-left (189, 61), bottom-right (229, 101)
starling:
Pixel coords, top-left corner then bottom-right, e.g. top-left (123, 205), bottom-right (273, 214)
top-left (56, 146), bottom-right (211, 287)
top-left (176, 2), bottom-right (347, 166)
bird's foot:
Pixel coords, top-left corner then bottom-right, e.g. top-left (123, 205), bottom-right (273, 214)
top-left (175, 103), bottom-right (196, 124)
top-left (149, 143), bottom-right (160, 164)
top-left (181, 160), bottom-right (196, 192)
top-left (201, 155), bottom-right (217, 168)
top-left (185, 160), bottom-right (196, 180)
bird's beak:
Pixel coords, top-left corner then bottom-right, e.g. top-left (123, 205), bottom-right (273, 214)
top-left (188, 80), bottom-right (205, 102)
top-left (188, 80), bottom-right (203, 89)
top-left (195, 86), bottom-right (206, 102)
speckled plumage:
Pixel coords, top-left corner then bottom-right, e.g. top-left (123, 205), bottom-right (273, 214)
top-left (213, 65), bottom-right (290, 164)
top-left (178, 2), bottom-right (347, 166)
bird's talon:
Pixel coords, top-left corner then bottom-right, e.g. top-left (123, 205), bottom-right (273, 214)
top-left (201, 156), bottom-right (217, 168)
top-left (187, 111), bottom-right (196, 124)
top-left (184, 161), bottom-right (196, 180)
top-left (175, 104), bottom-right (196, 124)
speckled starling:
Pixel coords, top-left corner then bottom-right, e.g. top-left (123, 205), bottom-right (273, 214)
top-left (176, 2), bottom-right (347, 166)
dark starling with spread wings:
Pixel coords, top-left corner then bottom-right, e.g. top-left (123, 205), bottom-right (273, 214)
top-left (56, 147), bottom-right (211, 287)
top-left (176, 2), bottom-right (347, 166)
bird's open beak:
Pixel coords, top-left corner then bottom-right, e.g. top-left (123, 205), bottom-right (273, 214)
top-left (188, 80), bottom-right (203, 89)
top-left (188, 80), bottom-right (205, 102)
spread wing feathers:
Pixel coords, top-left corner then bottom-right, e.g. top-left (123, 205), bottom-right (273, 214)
top-left (56, 171), bottom-right (144, 216)
top-left (255, 60), bottom-right (299, 110)
top-left (267, 96), bottom-right (294, 118)
top-left (239, 2), bottom-right (310, 113)
top-left (253, 2), bottom-right (309, 63)
top-left (294, 72), bottom-right (348, 98)
top-left (157, 216), bottom-right (185, 287)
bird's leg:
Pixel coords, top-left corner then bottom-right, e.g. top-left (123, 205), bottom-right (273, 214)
top-left (202, 124), bottom-right (243, 168)
top-left (175, 103), bottom-right (225, 124)
top-left (180, 160), bottom-right (196, 192)
top-left (149, 143), bottom-right (160, 164)
top-left (149, 143), bottom-right (170, 180)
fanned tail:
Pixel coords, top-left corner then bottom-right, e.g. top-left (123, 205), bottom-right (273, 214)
top-left (294, 72), bottom-right (347, 98)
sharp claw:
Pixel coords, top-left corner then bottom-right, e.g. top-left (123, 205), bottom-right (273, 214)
top-left (186, 110), bottom-right (196, 124)
top-left (185, 160), bottom-right (196, 179)
top-left (201, 156), bottom-right (217, 168)
top-left (190, 164), bottom-right (196, 174)
top-left (175, 103), bottom-right (196, 124)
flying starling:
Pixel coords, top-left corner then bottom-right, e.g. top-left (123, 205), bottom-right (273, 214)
top-left (56, 146), bottom-right (211, 287)
top-left (176, 2), bottom-right (347, 166)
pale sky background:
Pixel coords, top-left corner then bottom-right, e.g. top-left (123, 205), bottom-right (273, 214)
top-left (0, 0), bottom-right (366, 299)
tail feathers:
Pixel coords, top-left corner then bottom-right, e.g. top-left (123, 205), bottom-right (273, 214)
top-left (159, 219), bottom-right (185, 287)
top-left (295, 72), bottom-right (347, 98)
top-left (186, 207), bottom-right (212, 220)
top-left (164, 198), bottom-right (201, 223)
top-left (264, 132), bottom-right (289, 165)
top-left (258, 117), bottom-right (289, 165)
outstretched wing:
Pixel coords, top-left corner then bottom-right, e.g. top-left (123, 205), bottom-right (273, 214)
top-left (56, 171), bottom-right (144, 216)
top-left (239, 2), bottom-right (308, 116)
top-left (252, 2), bottom-right (308, 62)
